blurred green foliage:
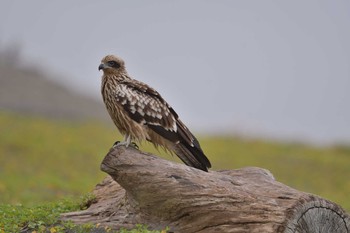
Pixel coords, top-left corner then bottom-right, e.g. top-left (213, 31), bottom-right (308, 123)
top-left (202, 136), bottom-right (350, 212)
top-left (0, 110), bottom-right (349, 214)
top-left (0, 111), bottom-right (109, 204)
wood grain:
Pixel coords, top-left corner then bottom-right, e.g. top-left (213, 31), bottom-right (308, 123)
top-left (61, 146), bottom-right (350, 233)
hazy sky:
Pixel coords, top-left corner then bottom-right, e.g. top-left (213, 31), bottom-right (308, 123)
top-left (1, 1), bottom-right (350, 145)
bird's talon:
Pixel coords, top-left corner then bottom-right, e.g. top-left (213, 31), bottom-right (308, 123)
top-left (112, 141), bottom-right (120, 148)
top-left (131, 142), bottom-right (139, 149)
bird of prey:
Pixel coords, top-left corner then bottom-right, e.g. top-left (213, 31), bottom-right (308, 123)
top-left (98, 55), bottom-right (211, 172)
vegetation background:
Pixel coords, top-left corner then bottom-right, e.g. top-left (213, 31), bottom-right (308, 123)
top-left (0, 49), bottom-right (349, 232)
top-left (1, 111), bottom-right (350, 210)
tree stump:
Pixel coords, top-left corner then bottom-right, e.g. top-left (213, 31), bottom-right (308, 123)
top-left (61, 146), bottom-right (350, 233)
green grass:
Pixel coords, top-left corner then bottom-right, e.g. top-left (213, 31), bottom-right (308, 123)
top-left (0, 193), bottom-right (166, 232)
top-left (0, 110), bottom-right (349, 231)
top-left (0, 194), bottom-right (93, 233)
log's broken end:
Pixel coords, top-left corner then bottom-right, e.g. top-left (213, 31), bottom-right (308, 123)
top-left (283, 198), bottom-right (350, 233)
top-left (61, 146), bottom-right (350, 233)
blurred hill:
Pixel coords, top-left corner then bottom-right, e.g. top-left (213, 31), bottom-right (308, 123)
top-left (0, 46), bottom-right (110, 122)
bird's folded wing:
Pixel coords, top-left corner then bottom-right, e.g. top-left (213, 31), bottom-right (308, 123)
top-left (115, 79), bottom-right (211, 170)
top-left (116, 80), bottom-right (178, 132)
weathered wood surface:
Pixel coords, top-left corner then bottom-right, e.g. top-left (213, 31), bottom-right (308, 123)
top-left (61, 146), bottom-right (350, 233)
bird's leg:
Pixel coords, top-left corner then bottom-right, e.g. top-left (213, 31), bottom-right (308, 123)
top-left (115, 135), bottom-right (131, 147)
top-left (124, 135), bottom-right (131, 147)
top-left (114, 135), bottom-right (138, 149)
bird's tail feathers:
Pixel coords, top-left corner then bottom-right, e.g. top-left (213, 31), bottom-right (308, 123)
top-left (174, 141), bottom-right (211, 172)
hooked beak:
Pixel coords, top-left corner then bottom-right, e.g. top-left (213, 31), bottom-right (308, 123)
top-left (98, 63), bottom-right (107, 71)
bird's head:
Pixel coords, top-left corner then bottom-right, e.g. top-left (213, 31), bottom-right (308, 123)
top-left (99, 55), bottom-right (126, 75)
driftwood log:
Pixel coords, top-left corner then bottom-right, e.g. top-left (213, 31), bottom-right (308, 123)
top-left (61, 146), bottom-right (350, 233)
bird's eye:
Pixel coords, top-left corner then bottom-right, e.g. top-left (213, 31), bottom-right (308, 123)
top-left (108, 61), bottom-right (120, 68)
